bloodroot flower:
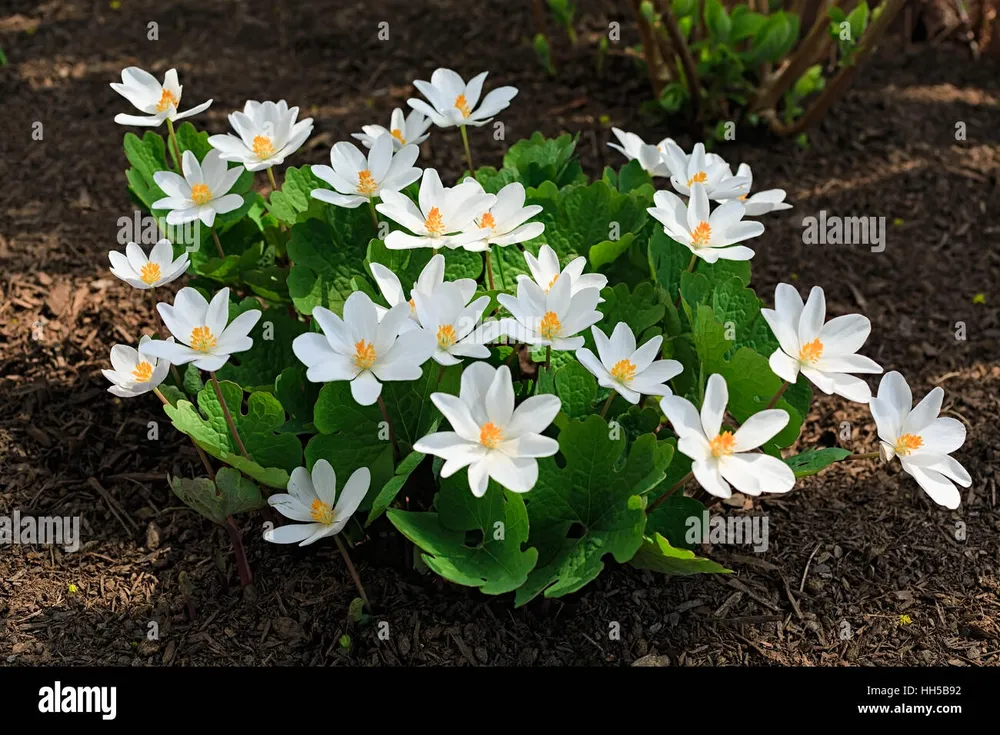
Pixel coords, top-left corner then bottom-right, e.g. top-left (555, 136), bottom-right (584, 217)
top-left (869, 371), bottom-right (971, 509)
top-left (496, 270), bottom-right (603, 350)
top-left (265, 460), bottom-right (371, 545)
top-left (142, 287), bottom-right (261, 371)
top-left (352, 107), bottom-right (432, 151)
top-left (152, 150), bottom-right (245, 228)
top-left (407, 68), bottom-right (517, 128)
top-left (311, 135), bottom-right (421, 209)
top-left (414, 363), bottom-right (560, 496)
top-left (111, 66), bottom-right (212, 127)
top-left (460, 182), bottom-right (544, 252)
top-left (108, 239), bottom-right (189, 290)
top-left (518, 244), bottom-right (608, 298)
top-left (607, 128), bottom-right (674, 178)
top-left (103, 335), bottom-right (173, 398)
top-left (576, 322), bottom-right (683, 404)
top-left (208, 100), bottom-right (314, 172)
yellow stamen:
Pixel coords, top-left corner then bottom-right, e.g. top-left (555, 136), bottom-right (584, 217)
top-left (357, 169), bottom-right (378, 196)
top-left (691, 221), bottom-right (712, 247)
top-left (895, 433), bottom-right (923, 456)
top-left (455, 94), bottom-right (472, 118)
top-left (539, 311), bottom-right (561, 340)
top-left (687, 171), bottom-right (708, 188)
top-left (189, 326), bottom-right (217, 352)
top-left (709, 431), bottom-right (736, 458)
top-left (408, 298), bottom-right (416, 315)
top-left (798, 338), bottom-right (824, 364)
top-left (478, 212), bottom-right (496, 230)
top-left (390, 128), bottom-right (406, 145)
top-left (155, 88), bottom-right (179, 113)
top-left (424, 207), bottom-right (446, 237)
top-left (437, 324), bottom-right (457, 349)
top-left (610, 359), bottom-right (637, 384)
top-left (479, 421), bottom-right (503, 449)
top-left (132, 361), bottom-right (154, 382)
top-left (252, 135), bottom-right (276, 159)
top-left (310, 499), bottom-right (336, 525)
top-left (139, 262), bottom-right (162, 285)
top-left (546, 274), bottom-right (559, 292)
top-left (738, 193), bottom-right (748, 201)
top-left (354, 339), bottom-right (377, 370)
top-left (190, 183), bottom-right (212, 206)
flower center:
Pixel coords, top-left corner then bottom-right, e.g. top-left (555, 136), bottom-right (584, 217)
top-left (132, 361), bottom-right (154, 382)
top-left (691, 221), bottom-right (712, 247)
top-left (357, 169), bottom-right (378, 196)
top-left (139, 262), bottom-right (162, 285)
top-left (798, 338), bottom-right (824, 364)
top-left (189, 326), bottom-right (217, 352)
top-left (454, 94), bottom-right (472, 118)
top-left (738, 193), bottom-right (748, 201)
top-left (424, 207), bottom-right (446, 237)
top-left (155, 88), bottom-right (179, 113)
top-left (895, 433), bottom-right (923, 456)
top-left (546, 274), bottom-right (559, 292)
top-left (478, 212), bottom-right (496, 231)
top-left (437, 324), bottom-right (457, 349)
top-left (354, 339), bottom-right (377, 370)
top-left (687, 171), bottom-right (708, 188)
top-left (190, 183), bottom-right (212, 206)
top-left (709, 431), bottom-right (736, 458)
top-left (610, 359), bottom-right (637, 384)
top-left (479, 421), bottom-right (503, 449)
top-left (539, 311), bottom-right (561, 340)
top-left (310, 499), bottom-right (336, 525)
top-left (252, 135), bottom-right (276, 159)
top-left (390, 128), bottom-right (406, 145)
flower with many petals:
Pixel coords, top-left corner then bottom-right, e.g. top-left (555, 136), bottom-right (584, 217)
top-left (291, 291), bottom-right (436, 406)
top-left (352, 107), bottom-right (432, 151)
top-left (720, 163), bottom-right (792, 216)
top-left (377, 169), bottom-right (495, 250)
top-left (576, 323), bottom-right (683, 404)
top-left (869, 372), bottom-right (970, 509)
top-left (647, 184), bottom-right (763, 263)
top-left (413, 282), bottom-right (492, 366)
top-left (517, 244), bottom-right (608, 298)
top-left (460, 182), bottom-right (544, 252)
top-left (415, 363), bottom-right (560, 496)
top-left (109, 239), bottom-right (189, 290)
top-left (103, 335), bottom-right (173, 398)
top-left (661, 142), bottom-right (748, 201)
top-left (208, 100), bottom-right (313, 172)
top-left (661, 374), bottom-right (795, 498)
top-left (111, 67), bottom-right (212, 127)
top-left (408, 68), bottom-right (517, 128)
top-left (142, 287), bottom-right (261, 371)
top-left (368, 253), bottom-right (476, 325)
top-left (762, 284), bottom-right (882, 403)
top-left (607, 128), bottom-right (674, 177)
top-left (265, 460), bottom-right (371, 545)
top-left (495, 272), bottom-right (603, 351)
top-left (311, 135), bottom-right (421, 210)
top-left (153, 150), bottom-right (245, 228)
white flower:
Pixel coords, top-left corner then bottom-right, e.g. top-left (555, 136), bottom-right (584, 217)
top-left (352, 107), bottom-right (432, 151)
top-left (495, 271), bottom-right (603, 350)
top-left (407, 68), bottom-right (517, 128)
top-left (576, 323), bottom-right (683, 404)
top-left (265, 460), bottom-right (370, 545)
top-left (413, 282), bottom-right (492, 366)
top-left (376, 168), bottom-right (495, 250)
top-left (660, 374), bottom-right (795, 498)
top-left (152, 150), bottom-right (245, 228)
top-left (720, 163), bottom-right (792, 216)
top-left (311, 135), bottom-right (421, 209)
top-left (647, 183), bottom-right (763, 263)
top-left (517, 244), bottom-right (608, 297)
top-left (414, 363), bottom-right (560, 496)
top-left (102, 335), bottom-right (173, 398)
top-left (661, 142), bottom-right (748, 201)
top-left (761, 284), bottom-right (882, 403)
top-left (607, 128), bottom-right (674, 177)
top-left (208, 100), bottom-right (313, 172)
top-left (142, 287), bottom-right (261, 371)
top-left (368, 253), bottom-right (477, 325)
top-left (109, 239), bottom-right (189, 290)
top-left (869, 372), bottom-right (971, 510)
top-left (460, 182), bottom-right (544, 252)
top-left (111, 66), bottom-right (212, 127)
top-left (291, 291), bottom-right (436, 406)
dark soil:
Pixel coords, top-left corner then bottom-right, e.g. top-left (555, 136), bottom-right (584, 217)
top-left (1, 0), bottom-right (999, 666)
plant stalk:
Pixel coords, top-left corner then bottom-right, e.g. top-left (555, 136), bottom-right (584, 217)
top-left (209, 371), bottom-right (250, 460)
top-left (377, 394), bottom-right (400, 463)
top-left (225, 515), bottom-right (253, 587)
top-left (765, 380), bottom-right (791, 410)
top-left (648, 470), bottom-right (694, 513)
top-left (335, 535), bottom-right (372, 611)
top-left (459, 124), bottom-right (474, 173)
top-left (165, 118), bottom-right (184, 171)
top-left (210, 227), bottom-right (225, 258)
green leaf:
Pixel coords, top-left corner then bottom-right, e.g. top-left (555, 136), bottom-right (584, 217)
top-left (515, 415), bottom-right (673, 605)
top-left (646, 494), bottom-right (705, 550)
top-left (173, 121), bottom-right (213, 160)
top-left (748, 11), bottom-right (800, 65)
top-left (502, 132), bottom-right (584, 188)
top-left (365, 237), bottom-right (432, 293)
top-left (616, 159), bottom-right (653, 195)
top-left (553, 359), bottom-right (598, 418)
top-left (274, 366), bottom-right (319, 434)
top-left (389, 481), bottom-right (538, 595)
top-left (593, 282), bottom-right (666, 344)
top-left (648, 228), bottom-right (692, 300)
top-left (168, 467), bottom-right (265, 525)
top-left (730, 7), bottom-right (768, 41)
top-left (365, 443), bottom-right (430, 526)
top-left (630, 533), bottom-right (731, 575)
top-left (704, 0), bottom-right (732, 42)
top-left (286, 218), bottom-right (371, 315)
top-left (784, 447), bottom-right (852, 478)
top-left (468, 166), bottom-right (521, 194)
top-left (268, 165), bottom-right (331, 226)
top-left (216, 300), bottom-right (307, 391)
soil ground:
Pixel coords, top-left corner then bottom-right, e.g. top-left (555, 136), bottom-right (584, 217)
top-left (1, 0), bottom-right (999, 666)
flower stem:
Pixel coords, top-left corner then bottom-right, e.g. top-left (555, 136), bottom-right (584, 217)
top-left (225, 515), bottom-right (253, 587)
top-left (647, 470), bottom-right (694, 513)
top-left (209, 371), bottom-right (250, 460)
top-left (153, 387), bottom-right (215, 480)
top-left (436, 363), bottom-right (447, 385)
top-left (673, 254), bottom-right (699, 309)
top-left (459, 124), bottom-right (474, 173)
top-left (600, 392), bottom-right (615, 419)
top-left (376, 394), bottom-right (400, 463)
top-left (765, 380), bottom-right (791, 410)
top-left (165, 118), bottom-right (183, 172)
top-left (493, 244), bottom-right (507, 290)
top-left (545, 345), bottom-right (551, 370)
top-left (266, 167), bottom-right (278, 192)
top-left (484, 248), bottom-right (496, 290)
top-left (335, 535), bottom-right (372, 612)
top-left (367, 197), bottom-right (379, 232)
top-left (210, 227), bottom-right (225, 258)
